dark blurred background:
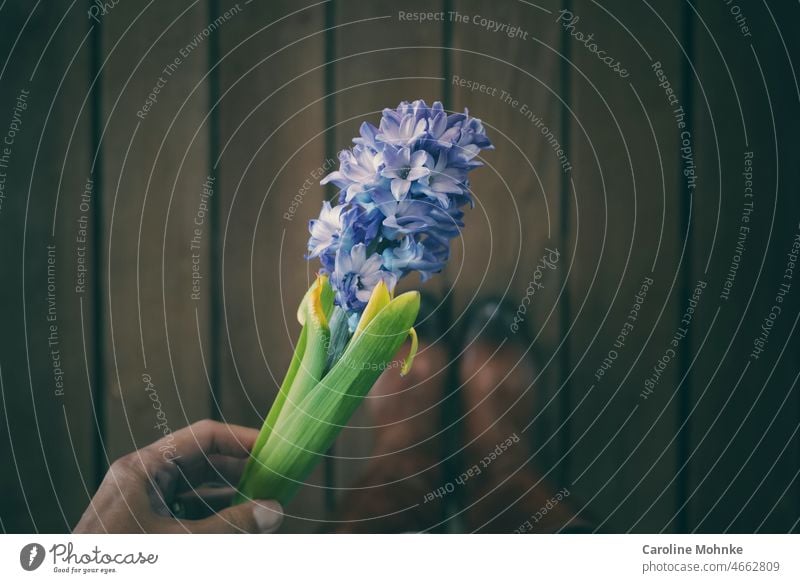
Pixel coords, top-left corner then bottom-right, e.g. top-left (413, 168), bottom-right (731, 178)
top-left (0, 0), bottom-right (798, 533)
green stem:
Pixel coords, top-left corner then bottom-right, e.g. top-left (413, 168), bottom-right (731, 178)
top-left (248, 292), bottom-right (419, 505)
top-left (237, 279), bottom-right (332, 503)
top-left (234, 325), bottom-right (307, 504)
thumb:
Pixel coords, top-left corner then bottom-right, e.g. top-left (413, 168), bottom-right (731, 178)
top-left (183, 499), bottom-right (283, 534)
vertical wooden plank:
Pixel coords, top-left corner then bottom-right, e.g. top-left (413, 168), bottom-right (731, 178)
top-left (448, 0), bottom-right (564, 473)
top-left (330, 0), bottom-right (447, 507)
top-left (565, 0), bottom-right (683, 531)
top-left (216, 0), bottom-right (327, 532)
top-left (0, 1), bottom-right (95, 531)
top-left (687, 1), bottom-right (800, 533)
top-left (101, 2), bottom-right (212, 466)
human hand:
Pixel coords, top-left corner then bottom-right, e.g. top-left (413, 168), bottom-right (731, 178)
top-left (74, 420), bottom-right (283, 533)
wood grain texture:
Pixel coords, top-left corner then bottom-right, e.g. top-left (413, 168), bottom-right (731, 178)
top-left (686, 0), bottom-right (800, 533)
top-left (100, 0), bottom-right (212, 466)
top-left (0, 1), bottom-right (95, 532)
top-left (564, 0), bottom-right (683, 532)
top-left (216, 0), bottom-right (328, 532)
top-left (448, 0), bottom-right (564, 481)
top-left (0, 0), bottom-right (798, 535)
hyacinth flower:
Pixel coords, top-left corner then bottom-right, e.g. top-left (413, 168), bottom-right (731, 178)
top-left (236, 100), bottom-right (492, 506)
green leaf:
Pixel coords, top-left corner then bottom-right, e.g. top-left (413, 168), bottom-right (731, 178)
top-left (401, 326), bottom-right (418, 376)
top-left (233, 324), bottom-right (307, 505)
top-left (280, 276), bottom-right (332, 409)
top-left (235, 276), bottom-right (332, 504)
top-left (241, 291), bottom-right (420, 504)
top-left (297, 274), bottom-right (335, 325)
top-left (325, 306), bottom-right (351, 371)
top-left (353, 279), bottom-right (391, 340)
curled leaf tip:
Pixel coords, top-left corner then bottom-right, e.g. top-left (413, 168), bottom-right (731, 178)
top-left (308, 276), bottom-right (330, 329)
top-left (354, 279), bottom-right (392, 339)
top-left (400, 327), bottom-right (419, 376)
top-left (298, 275), bottom-right (333, 325)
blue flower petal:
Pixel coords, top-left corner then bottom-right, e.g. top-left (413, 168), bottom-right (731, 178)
top-left (309, 100), bottom-right (492, 319)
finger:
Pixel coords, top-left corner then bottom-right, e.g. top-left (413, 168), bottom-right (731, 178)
top-left (173, 454), bottom-right (248, 493)
top-left (174, 486), bottom-right (238, 519)
top-left (179, 500), bottom-right (283, 534)
top-left (200, 454), bottom-right (247, 484)
top-left (147, 420), bottom-right (259, 462)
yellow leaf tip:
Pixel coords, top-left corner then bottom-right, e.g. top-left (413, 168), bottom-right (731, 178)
top-left (354, 280), bottom-right (393, 339)
top-left (400, 327), bottom-right (419, 376)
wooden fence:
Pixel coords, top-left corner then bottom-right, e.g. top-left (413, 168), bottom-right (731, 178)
top-left (0, 0), bottom-right (798, 533)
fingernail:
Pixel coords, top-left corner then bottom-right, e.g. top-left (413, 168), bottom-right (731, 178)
top-left (253, 500), bottom-right (283, 533)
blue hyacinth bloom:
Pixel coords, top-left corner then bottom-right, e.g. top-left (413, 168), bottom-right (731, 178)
top-left (307, 99), bottom-right (492, 325)
top-left (330, 243), bottom-right (398, 312)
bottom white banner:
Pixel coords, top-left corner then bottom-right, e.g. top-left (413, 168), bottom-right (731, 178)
top-left (0, 534), bottom-right (797, 582)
